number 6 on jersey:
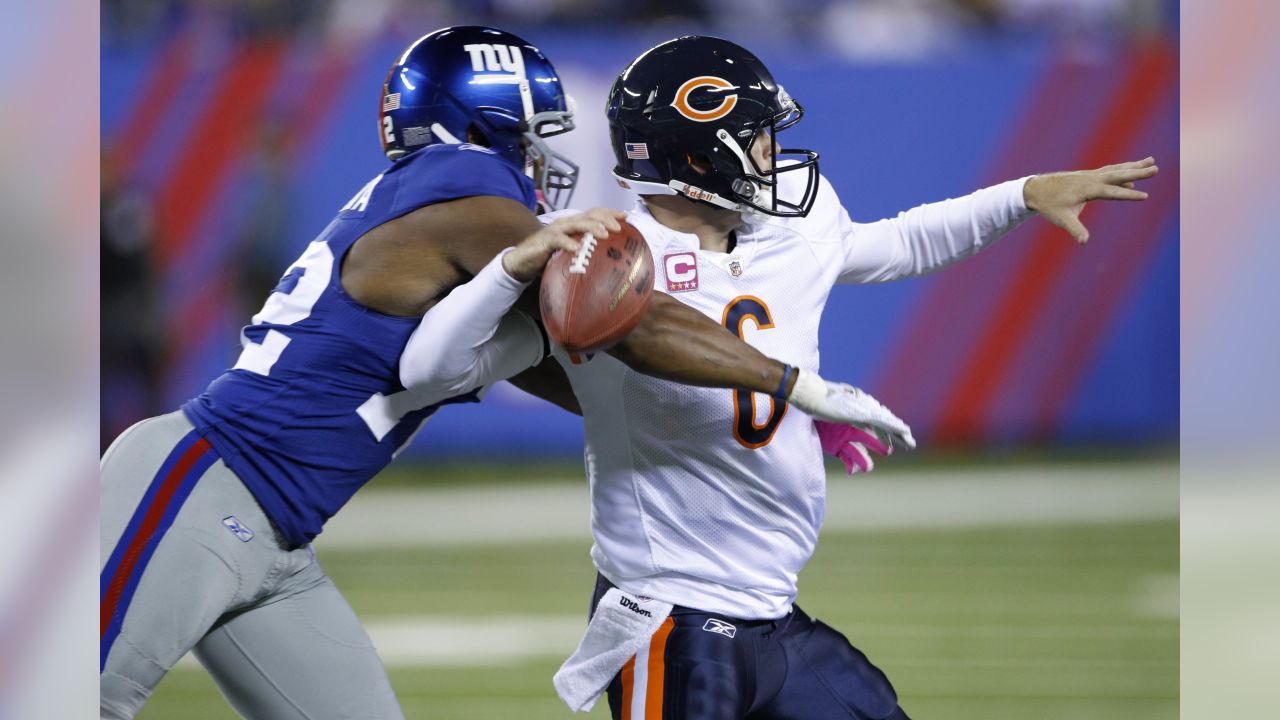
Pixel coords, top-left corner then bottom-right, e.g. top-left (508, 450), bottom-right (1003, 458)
top-left (722, 296), bottom-right (787, 449)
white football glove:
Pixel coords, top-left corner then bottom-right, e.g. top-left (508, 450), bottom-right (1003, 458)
top-left (787, 369), bottom-right (916, 450)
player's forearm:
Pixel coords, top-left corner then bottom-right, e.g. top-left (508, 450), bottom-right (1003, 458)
top-left (610, 292), bottom-right (792, 395)
top-left (844, 177), bottom-right (1034, 282)
top-left (399, 249), bottom-right (544, 395)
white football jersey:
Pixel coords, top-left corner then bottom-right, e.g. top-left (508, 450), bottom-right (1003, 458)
top-left (548, 172), bottom-right (1031, 619)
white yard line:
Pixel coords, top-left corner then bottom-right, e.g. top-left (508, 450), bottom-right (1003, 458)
top-left (175, 611), bottom-right (1176, 670)
top-left (175, 616), bottom-right (585, 669)
top-left (362, 616), bottom-right (585, 667)
top-left (318, 463), bottom-right (1177, 549)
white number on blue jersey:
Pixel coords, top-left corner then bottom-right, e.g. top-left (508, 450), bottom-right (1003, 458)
top-left (343, 173), bottom-right (384, 214)
top-left (357, 389), bottom-right (437, 443)
top-left (234, 231), bottom-right (446, 444)
top-left (233, 241), bottom-right (333, 376)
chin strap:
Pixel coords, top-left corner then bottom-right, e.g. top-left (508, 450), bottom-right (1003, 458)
top-left (613, 173), bottom-right (757, 215)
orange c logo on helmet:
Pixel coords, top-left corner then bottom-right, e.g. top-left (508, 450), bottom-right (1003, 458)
top-left (671, 76), bottom-right (738, 122)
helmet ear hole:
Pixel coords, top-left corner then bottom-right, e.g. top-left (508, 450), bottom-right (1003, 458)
top-left (466, 125), bottom-right (490, 147)
top-left (686, 153), bottom-right (713, 175)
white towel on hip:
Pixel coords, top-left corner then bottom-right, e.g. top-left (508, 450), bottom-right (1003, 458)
top-left (553, 587), bottom-right (674, 712)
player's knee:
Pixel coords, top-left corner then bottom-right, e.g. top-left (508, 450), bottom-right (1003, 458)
top-left (100, 669), bottom-right (153, 720)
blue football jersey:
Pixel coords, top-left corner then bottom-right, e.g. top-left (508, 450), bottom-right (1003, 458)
top-left (183, 144), bottom-right (537, 546)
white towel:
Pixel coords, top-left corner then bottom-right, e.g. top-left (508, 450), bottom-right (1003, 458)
top-left (553, 587), bottom-right (674, 712)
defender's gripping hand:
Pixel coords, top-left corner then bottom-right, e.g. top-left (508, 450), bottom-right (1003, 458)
top-left (787, 369), bottom-right (916, 450)
top-left (816, 421), bottom-right (893, 475)
top-left (502, 208), bottom-right (625, 282)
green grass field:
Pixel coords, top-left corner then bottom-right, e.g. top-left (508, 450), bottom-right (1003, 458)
top-left (139, 461), bottom-right (1177, 719)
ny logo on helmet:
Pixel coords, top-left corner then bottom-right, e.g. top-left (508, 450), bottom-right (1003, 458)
top-left (463, 44), bottom-right (526, 78)
top-left (671, 76), bottom-right (738, 122)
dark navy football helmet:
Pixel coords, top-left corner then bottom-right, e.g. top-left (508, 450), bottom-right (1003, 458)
top-left (606, 36), bottom-right (819, 217)
top-left (380, 26), bottom-right (579, 210)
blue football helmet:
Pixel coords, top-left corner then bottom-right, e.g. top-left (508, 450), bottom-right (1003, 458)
top-left (379, 26), bottom-right (579, 210)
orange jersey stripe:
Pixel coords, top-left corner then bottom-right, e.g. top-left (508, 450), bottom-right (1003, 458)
top-left (645, 618), bottom-right (676, 718)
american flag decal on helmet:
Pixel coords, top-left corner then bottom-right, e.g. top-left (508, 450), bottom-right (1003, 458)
top-left (624, 142), bottom-right (649, 160)
top-left (382, 93), bottom-right (401, 111)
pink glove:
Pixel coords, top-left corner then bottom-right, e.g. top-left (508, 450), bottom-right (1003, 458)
top-left (815, 420), bottom-right (892, 475)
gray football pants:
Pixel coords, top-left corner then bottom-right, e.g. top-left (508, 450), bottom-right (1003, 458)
top-left (100, 411), bottom-right (402, 719)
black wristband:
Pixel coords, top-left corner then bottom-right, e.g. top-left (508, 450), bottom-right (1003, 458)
top-left (772, 364), bottom-right (795, 400)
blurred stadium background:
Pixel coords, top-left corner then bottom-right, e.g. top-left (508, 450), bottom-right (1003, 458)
top-left (98, 0), bottom-right (1178, 718)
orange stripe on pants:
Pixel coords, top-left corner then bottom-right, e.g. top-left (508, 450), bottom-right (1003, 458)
top-left (619, 617), bottom-right (676, 719)
top-left (645, 618), bottom-right (676, 718)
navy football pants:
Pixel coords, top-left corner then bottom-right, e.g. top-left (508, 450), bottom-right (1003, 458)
top-left (594, 576), bottom-right (910, 720)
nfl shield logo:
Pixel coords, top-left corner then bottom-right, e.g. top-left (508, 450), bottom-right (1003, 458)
top-left (728, 259), bottom-right (743, 277)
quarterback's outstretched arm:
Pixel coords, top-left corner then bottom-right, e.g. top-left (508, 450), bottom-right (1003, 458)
top-left (837, 177), bottom-right (1032, 283)
top-left (837, 157), bottom-right (1158, 283)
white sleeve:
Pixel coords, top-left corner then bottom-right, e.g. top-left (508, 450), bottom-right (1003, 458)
top-left (836, 177), bottom-right (1035, 284)
top-left (398, 248), bottom-right (547, 398)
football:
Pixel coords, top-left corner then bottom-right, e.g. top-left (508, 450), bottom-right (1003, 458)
top-left (539, 220), bottom-right (655, 354)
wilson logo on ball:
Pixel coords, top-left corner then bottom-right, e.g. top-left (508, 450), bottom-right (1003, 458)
top-left (609, 249), bottom-right (648, 311)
